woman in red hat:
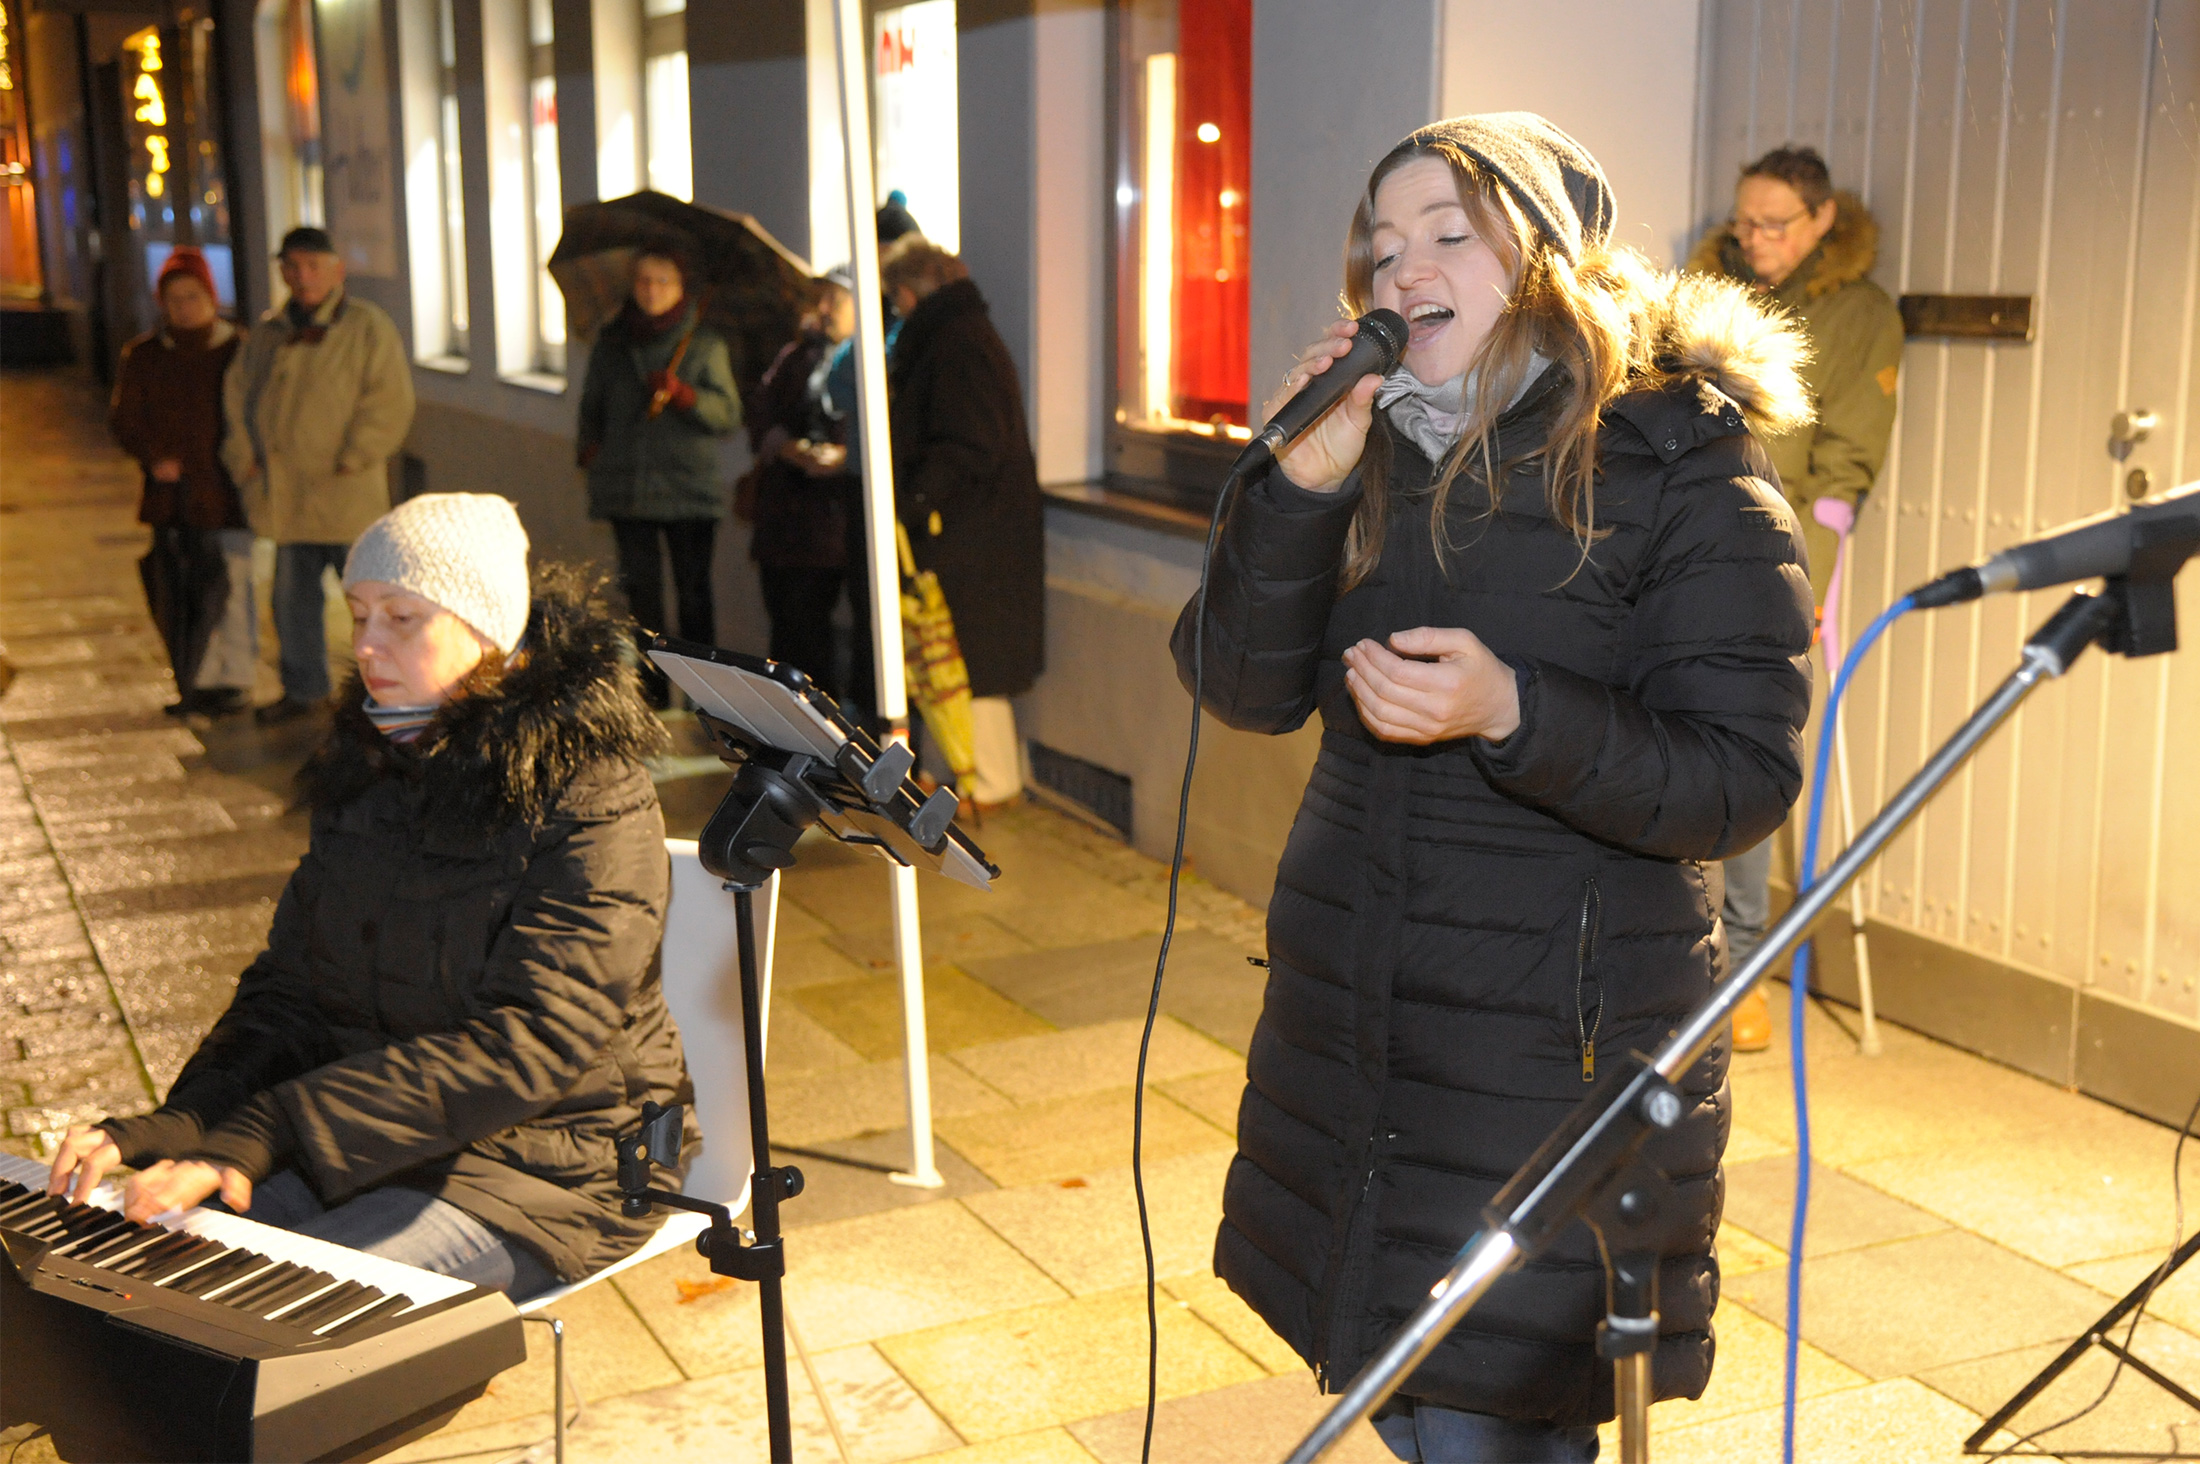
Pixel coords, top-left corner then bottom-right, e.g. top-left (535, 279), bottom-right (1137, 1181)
top-left (110, 248), bottom-right (257, 716)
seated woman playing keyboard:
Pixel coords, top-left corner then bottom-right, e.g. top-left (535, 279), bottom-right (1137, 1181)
top-left (48, 493), bottom-right (694, 1302)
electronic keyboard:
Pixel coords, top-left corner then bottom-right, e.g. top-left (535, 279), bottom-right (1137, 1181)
top-left (0, 1152), bottom-right (524, 1462)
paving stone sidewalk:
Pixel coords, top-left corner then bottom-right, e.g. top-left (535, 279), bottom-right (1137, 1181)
top-left (5, 366), bottom-right (2198, 1462)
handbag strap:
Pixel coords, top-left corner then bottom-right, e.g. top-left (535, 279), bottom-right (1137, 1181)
top-left (894, 516), bottom-right (920, 580)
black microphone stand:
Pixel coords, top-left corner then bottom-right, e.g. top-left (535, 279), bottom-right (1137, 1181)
top-left (616, 858), bottom-right (814, 1461)
top-left (612, 885), bottom-right (801, 1459)
top-left (1285, 529), bottom-right (2200, 1463)
top-left (613, 639), bottom-right (996, 1464)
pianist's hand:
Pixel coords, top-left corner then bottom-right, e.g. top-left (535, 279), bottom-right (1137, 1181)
top-left (122, 1160), bottom-right (253, 1223)
top-left (47, 1124), bottom-right (123, 1204)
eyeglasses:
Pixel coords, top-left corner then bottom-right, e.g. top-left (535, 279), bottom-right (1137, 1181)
top-left (1730, 208), bottom-right (1812, 241)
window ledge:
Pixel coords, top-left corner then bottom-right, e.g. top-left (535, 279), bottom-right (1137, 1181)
top-left (1041, 480), bottom-right (1214, 540)
top-left (501, 371), bottom-right (569, 396)
top-left (416, 355), bottom-right (470, 375)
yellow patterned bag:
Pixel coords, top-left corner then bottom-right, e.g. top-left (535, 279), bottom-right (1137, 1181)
top-left (895, 519), bottom-right (976, 782)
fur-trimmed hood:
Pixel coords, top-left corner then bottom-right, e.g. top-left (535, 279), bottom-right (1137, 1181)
top-left (298, 562), bottom-right (669, 833)
top-left (1623, 263), bottom-right (1816, 441)
top-left (1685, 190), bottom-right (1880, 300)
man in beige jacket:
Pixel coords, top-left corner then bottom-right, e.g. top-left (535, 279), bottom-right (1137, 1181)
top-left (223, 227), bottom-right (416, 725)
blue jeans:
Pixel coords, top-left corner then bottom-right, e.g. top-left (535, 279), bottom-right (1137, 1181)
top-left (1373, 1403), bottom-right (1600, 1463)
top-left (273, 541), bottom-right (351, 701)
top-left (240, 1169), bottom-right (557, 1301)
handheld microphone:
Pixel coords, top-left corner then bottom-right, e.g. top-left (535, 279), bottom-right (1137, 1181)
top-left (1231, 309), bottom-right (1410, 475)
top-left (1908, 479), bottom-right (2200, 607)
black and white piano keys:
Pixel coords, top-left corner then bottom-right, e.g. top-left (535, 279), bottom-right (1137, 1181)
top-left (0, 1151), bottom-right (525, 1463)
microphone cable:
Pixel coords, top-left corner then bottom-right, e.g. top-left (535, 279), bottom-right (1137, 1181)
top-left (1786, 585), bottom-right (2200, 1462)
top-left (1783, 591), bottom-right (1913, 1464)
top-left (1130, 312), bottom-right (1399, 1461)
top-left (1133, 464), bottom-right (1246, 1464)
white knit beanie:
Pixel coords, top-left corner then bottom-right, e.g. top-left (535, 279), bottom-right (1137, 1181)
top-left (343, 494), bottom-right (532, 653)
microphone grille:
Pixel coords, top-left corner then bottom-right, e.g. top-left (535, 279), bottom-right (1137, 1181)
top-left (1358, 309), bottom-right (1409, 372)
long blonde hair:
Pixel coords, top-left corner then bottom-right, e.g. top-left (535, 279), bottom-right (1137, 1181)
top-left (1339, 136), bottom-right (1654, 591)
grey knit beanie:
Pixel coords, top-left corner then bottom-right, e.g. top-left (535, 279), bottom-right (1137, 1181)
top-left (1402, 112), bottom-right (1615, 265)
top-left (343, 493), bottom-right (532, 653)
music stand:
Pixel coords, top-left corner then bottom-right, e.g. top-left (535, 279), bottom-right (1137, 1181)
top-left (612, 637), bottom-right (998, 1464)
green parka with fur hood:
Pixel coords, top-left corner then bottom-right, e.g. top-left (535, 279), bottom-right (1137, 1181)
top-left (97, 567), bottom-right (696, 1284)
top-left (1687, 192), bottom-right (1905, 599)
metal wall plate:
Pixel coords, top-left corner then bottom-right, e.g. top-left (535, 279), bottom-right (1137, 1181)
top-left (1898, 294), bottom-right (2036, 340)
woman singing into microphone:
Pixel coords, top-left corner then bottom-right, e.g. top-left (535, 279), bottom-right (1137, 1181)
top-left (1174, 115), bottom-right (1816, 1461)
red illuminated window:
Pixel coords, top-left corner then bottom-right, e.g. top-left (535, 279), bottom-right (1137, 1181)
top-left (1116, 0), bottom-right (1251, 442)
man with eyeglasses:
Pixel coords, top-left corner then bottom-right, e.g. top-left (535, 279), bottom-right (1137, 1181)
top-left (1688, 145), bottom-right (1904, 1052)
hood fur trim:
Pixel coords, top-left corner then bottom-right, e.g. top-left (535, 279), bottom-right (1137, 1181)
top-left (298, 562), bottom-right (669, 832)
top-left (1636, 270), bottom-right (1816, 438)
top-left (1686, 190), bottom-right (1880, 300)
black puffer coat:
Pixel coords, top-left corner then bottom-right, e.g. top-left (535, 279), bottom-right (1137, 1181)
top-left (1172, 274), bottom-right (1816, 1425)
top-left (888, 277), bottom-right (1045, 698)
top-left (101, 567), bottom-right (694, 1284)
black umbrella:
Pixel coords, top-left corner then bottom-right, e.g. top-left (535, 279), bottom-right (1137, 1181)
top-left (548, 191), bottom-right (814, 399)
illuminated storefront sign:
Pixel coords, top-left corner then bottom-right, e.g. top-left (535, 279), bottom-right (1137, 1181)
top-left (871, 0), bottom-right (957, 254)
top-left (128, 29), bottom-right (171, 198)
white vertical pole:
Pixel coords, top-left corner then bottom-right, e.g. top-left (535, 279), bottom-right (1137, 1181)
top-left (831, 0), bottom-right (942, 1189)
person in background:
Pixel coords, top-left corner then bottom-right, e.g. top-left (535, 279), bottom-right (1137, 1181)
top-left (223, 226), bottom-right (416, 727)
top-left (47, 494), bottom-right (694, 1301)
top-left (577, 248), bottom-right (741, 704)
top-left (877, 236), bottom-right (1044, 810)
top-left (740, 271), bottom-right (874, 718)
top-left (1688, 144), bottom-right (1904, 1051)
top-left (876, 189), bottom-right (920, 246)
top-left (111, 248), bottom-right (254, 718)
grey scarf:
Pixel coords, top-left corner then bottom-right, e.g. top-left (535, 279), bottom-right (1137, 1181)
top-left (1376, 352), bottom-right (1553, 464)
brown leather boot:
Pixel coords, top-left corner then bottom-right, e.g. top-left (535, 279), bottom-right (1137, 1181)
top-left (1731, 984), bottom-right (1773, 1053)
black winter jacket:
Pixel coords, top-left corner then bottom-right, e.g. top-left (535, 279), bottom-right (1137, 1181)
top-left (1172, 274), bottom-right (1816, 1425)
top-left (102, 568), bottom-right (694, 1284)
top-left (746, 332), bottom-right (850, 570)
top-left (888, 277), bottom-right (1045, 698)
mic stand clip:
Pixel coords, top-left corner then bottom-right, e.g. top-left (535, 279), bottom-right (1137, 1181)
top-left (616, 1101), bottom-right (806, 1283)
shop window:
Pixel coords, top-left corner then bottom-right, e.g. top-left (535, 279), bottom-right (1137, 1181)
top-left (437, 0), bottom-right (470, 353)
top-left (0, 0), bottom-right (35, 298)
top-left (1113, 0), bottom-right (1250, 446)
top-left (485, 0), bottom-right (561, 380)
top-left (119, 23), bottom-right (235, 321)
top-left (641, 0), bottom-right (687, 200)
top-left (871, 0), bottom-right (957, 252)
top-left (399, 0), bottom-right (468, 361)
top-left (177, 18), bottom-right (234, 297)
top-left (254, 0), bottom-right (323, 306)
top-left (528, 0), bottom-right (562, 371)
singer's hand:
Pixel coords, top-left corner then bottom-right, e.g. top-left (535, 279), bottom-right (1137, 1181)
top-left (1262, 319), bottom-right (1384, 494)
top-left (1343, 627), bottom-right (1521, 744)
